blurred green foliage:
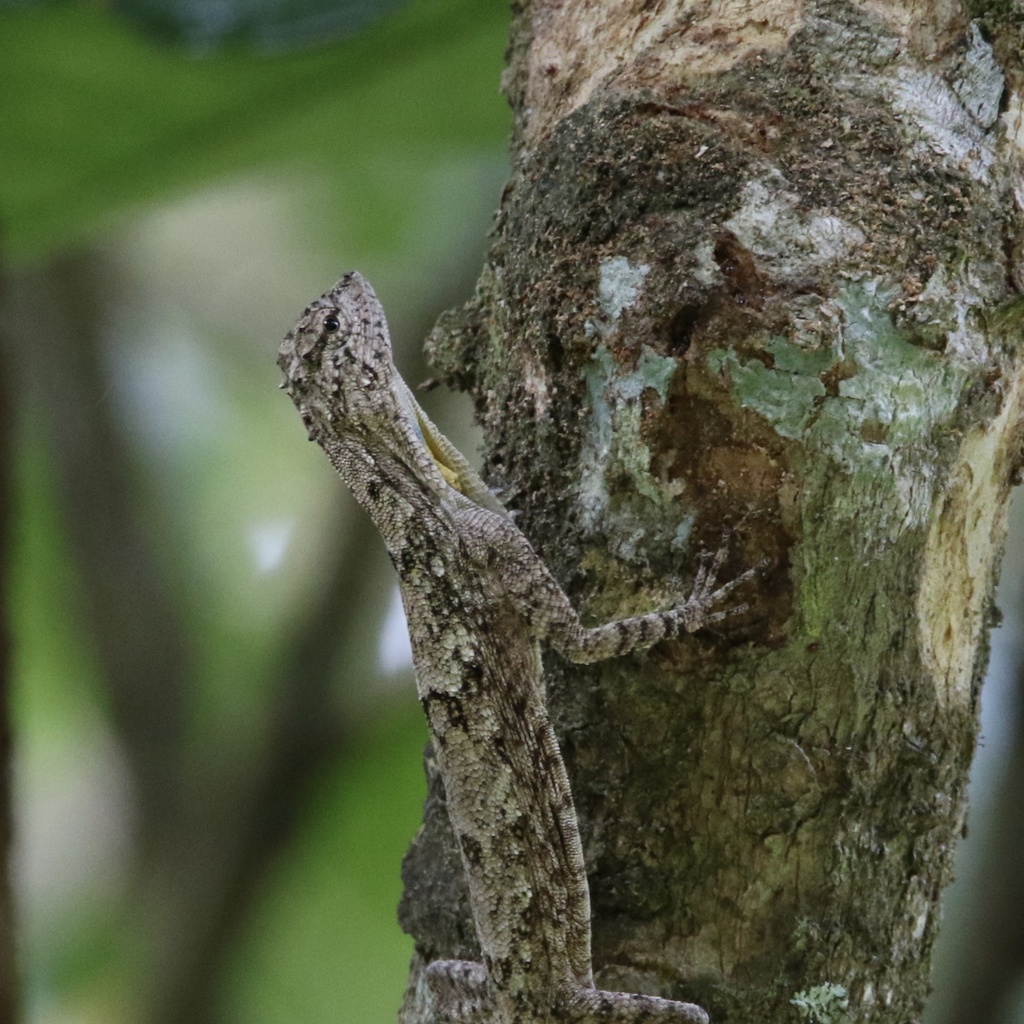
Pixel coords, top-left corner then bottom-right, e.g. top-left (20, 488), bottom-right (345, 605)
top-left (0, 0), bottom-right (510, 262)
top-left (2, 0), bottom-right (511, 1021)
top-left (221, 711), bottom-right (430, 1024)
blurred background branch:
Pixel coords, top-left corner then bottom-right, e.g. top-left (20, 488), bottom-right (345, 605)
top-left (0, 259), bottom-right (19, 1024)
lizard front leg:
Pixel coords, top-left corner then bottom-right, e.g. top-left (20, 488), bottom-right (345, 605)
top-left (439, 502), bottom-right (752, 1023)
top-left (455, 502), bottom-right (753, 665)
top-left (280, 273), bottom-right (727, 1024)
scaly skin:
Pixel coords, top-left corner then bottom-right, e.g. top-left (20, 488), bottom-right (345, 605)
top-left (278, 272), bottom-right (751, 1024)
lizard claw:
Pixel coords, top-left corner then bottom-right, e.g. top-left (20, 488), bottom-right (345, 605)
top-left (677, 539), bottom-right (766, 634)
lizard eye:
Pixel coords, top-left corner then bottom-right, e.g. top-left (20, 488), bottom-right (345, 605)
top-left (323, 314), bottom-right (341, 333)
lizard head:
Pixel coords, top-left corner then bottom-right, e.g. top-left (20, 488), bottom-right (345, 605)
top-left (277, 271), bottom-right (402, 443)
top-left (278, 271), bottom-right (501, 513)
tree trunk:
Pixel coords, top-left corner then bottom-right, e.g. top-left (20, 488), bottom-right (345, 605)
top-left (400, 3), bottom-right (1024, 1021)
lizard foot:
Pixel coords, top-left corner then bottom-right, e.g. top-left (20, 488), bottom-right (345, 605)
top-left (562, 985), bottom-right (710, 1024)
top-left (423, 961), bottom-right (708, 1024)
top-left (674, 536), bottom-right (768, 634)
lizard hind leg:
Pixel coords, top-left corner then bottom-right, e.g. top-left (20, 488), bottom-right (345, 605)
top-left (423, 959), bottom-right (491, 1022)
top-left (561, 985), bottom-right (710, 1024)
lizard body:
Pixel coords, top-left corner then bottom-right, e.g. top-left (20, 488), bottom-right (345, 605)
top-left (279, 272), bottom-right (746, 1024)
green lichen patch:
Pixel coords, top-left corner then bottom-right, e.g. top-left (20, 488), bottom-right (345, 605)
top-left (710, 279), bottom-right (971, 502)
top-left (790, 982), bottom-right (850, 1024)
top-left (765, 335), bottom-right (836, 376)
top-left (707, 343), bottom-right (829, 441)
top-left (579, 341), bottom-right (691, 562)
top-left (832, 281), bottom-right (964, 442)
top-left (707, 278), bottom-right (979, 646)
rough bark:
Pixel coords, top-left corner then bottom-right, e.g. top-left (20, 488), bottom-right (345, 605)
top-left (400, 2), bottom-right (1024, 1023)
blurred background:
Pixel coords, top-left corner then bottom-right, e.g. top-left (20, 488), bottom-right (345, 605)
top-left (0, 2), bottom-right (1021, 1022)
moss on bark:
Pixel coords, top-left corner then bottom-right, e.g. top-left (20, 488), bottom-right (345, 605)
top-left (402, 3), bottom-right (1024, 1021)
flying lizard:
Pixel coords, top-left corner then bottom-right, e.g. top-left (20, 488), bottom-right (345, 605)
top-left (278, 272), bottom-right (752, 1024)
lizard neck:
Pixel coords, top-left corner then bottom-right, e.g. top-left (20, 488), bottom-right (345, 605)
top-left (323, 435), bottom-right (444, 552)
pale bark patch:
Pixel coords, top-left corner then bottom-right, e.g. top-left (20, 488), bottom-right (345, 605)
top-left (889, 63), bottom-right (997, 183)
top-left (723, 176), bottom-right (866, 277)
top-left (918, 369), bottom-right (1024, 709)
top-left (852, 0), bottom-right (967, 58)
top-left (1000, 90), bottom-right (1024, 214)
top-left (525, 0), bottom-right (804, 144)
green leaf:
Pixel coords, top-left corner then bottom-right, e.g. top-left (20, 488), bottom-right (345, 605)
top-left (0, 0), bottom-right (510, 261)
